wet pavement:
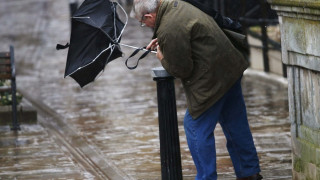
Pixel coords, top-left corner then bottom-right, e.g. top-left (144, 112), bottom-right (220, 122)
top-left (0, 0), bottom-right (291, 179)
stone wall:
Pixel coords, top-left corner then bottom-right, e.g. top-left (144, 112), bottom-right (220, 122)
top-left (268, 0), bottom-right (320, 179)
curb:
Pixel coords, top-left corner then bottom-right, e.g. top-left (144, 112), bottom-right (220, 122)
top-left (244, 68), bottom-right (288, 87)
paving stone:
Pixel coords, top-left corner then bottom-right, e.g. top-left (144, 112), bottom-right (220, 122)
top-left (0, 0), bottom-right (292, 179)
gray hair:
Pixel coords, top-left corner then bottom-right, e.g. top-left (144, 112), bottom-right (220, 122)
top-left (130, 0), bottom-right (160, 19)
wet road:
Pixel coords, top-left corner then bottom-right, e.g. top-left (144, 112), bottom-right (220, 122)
top-left (0, 0), bottom-right (291, 179)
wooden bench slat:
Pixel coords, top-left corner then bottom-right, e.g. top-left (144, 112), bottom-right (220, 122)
top-left (0, 66), bottom-right (11, 73)
top-left (0, 86), bottom-right (11, 92)
top-left (0, 71), bottom-right (11, 75)
top-left (0, 52), bottom-right (10, 58)
top-left (0, 74), bottom-right (12, 79)
top-left (0, 50), bottom-right (13, 85)
top-left (0, 59), bottom-right (11, 65)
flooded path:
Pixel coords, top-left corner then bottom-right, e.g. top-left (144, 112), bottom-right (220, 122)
top-left (0, 0), bottom-right (291, 179)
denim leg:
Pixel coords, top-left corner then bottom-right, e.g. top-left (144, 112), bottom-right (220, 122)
top-left (219, 79), bottom-right (261, 178)
top-left (184, 97), bottom-right (226, 180)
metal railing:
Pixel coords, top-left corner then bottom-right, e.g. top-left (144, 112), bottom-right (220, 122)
top-left (210, 0), bottom-right (286, 77)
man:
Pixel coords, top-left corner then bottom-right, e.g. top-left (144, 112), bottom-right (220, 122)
top-left (131, 0), bottom-right (262, 179)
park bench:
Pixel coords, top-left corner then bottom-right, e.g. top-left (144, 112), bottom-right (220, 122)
top-left (0, 46), bottom-right (20, 130)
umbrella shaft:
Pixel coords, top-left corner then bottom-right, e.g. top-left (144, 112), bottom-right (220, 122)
top-left (119, 43), bottom-right (157, 54)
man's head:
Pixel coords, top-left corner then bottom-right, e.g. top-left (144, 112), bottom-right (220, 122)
top-left (130, 0), bottom-right (160, 28)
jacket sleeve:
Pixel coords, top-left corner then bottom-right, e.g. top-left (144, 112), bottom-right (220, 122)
top-left (158, 29), bottom-right (194, 79)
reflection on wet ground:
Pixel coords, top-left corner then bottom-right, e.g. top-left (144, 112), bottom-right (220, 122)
top-left (0, 125), bottom-right (95, 179)
top-left (0, 0), bottom-right (291, 179)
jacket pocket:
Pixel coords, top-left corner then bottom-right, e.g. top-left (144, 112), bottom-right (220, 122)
top-left (181, 63), bottom-right (208, 86)
top-left (182, 63), bottom-right (221, 108)
top-left (189, 78), bottom-right (221, 108)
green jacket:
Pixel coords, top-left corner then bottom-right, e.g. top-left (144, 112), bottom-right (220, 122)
top-left (153, 0), bottom-right (249, 119)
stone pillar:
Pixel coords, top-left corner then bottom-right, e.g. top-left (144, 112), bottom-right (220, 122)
top-left (268, 0), bottom-right (320, 179)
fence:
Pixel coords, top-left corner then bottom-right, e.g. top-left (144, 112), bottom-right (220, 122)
top-left (211, 0), bottom-right (286, 77)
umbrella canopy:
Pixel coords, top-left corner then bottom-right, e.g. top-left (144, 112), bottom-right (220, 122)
top-left (61, 0), bottom-right (125, 87)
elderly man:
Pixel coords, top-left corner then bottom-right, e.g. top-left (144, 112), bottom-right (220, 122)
top-left (131, 0), bottom-right (262, 179)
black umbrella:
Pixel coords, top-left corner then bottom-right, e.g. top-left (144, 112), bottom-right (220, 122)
top-left (57, 0), bottom-right (126, 88)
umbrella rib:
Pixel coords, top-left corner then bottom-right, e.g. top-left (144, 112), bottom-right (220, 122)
top-left (105, 44), bottom-right (117, 64)
top-left (114, 2), bottom-right (128, 42)
top-left (112, 3), bottom-right (117, 43)
top-left (65, 44), bottom-right (115, 77)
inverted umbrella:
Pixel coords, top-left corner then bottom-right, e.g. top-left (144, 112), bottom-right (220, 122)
top-left (57, 0), bottom-right (126, 88)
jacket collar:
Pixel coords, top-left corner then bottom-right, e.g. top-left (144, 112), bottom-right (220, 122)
top-left (152, 0), bottom-right (170, 39)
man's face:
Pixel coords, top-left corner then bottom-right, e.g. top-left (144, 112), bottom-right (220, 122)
top-left (140, 13), bottom-right (156, 28)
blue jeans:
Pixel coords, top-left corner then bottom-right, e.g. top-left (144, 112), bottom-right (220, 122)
top-left (184, 78), bottom-right (260, 179)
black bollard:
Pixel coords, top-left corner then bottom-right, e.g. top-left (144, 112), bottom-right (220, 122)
top-left (152, 67), bottom-right (183, 180)
top-left (260, 22), bottom-right (270, 73)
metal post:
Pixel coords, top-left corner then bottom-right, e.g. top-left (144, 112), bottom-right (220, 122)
top-left (213, 0), bottom-right (219, 11)
top-left (220, 0), bottom-right (225, 16)
top-left (282, 63), bottom-right (287, 78)
top-left (260, 22), bottom-right (270, 72)
top-left (152, 67), bottom-right (183, 180)
top-left (259, 0), bottom-right (270, 73)
top-left (69, 0), bottom-right (78, 19)
top-left (10, 46), bottom-right (20, 131)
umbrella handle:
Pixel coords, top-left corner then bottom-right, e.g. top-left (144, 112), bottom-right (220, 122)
top-left (56, 43), bottom-right (70, 50)
top-left (125, 47), bottom-right (152, 70)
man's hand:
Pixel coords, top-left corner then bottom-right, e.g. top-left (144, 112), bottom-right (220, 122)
top-left (147, 38), bottom-right (163, 61)
top-left (146, 38), bottom-right (158, 50)
top-left (156, 45), bottom-right (163, 61)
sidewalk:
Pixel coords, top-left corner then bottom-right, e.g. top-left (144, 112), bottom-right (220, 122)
top-left (0, 0), bottom-right (292, 179)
